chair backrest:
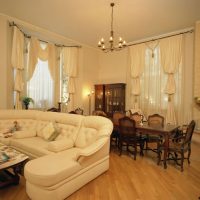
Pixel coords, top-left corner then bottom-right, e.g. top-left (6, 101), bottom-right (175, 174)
top-left (184, 120), bottom-right (196, 145)
top-left (130, 112), bottom-right (142, 123)
top-left (148, 114), bottom-right (164, 127)
top-left (119, 116), bottom-right (136, 137)
top-left (112, 112), bottom-right (125, 126)
top-left (92, 110), bottom-right (107, 117)
top-left (74, 108), bottom-right (84, 115)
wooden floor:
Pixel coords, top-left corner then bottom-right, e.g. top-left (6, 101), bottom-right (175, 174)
top-left (0, 134), bottom-right (200, 200)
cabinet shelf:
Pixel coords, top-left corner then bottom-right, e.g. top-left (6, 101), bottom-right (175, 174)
top-left (94, 83), bottom-right (126, 117)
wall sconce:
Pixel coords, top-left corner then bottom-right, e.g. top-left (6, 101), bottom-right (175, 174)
top-left (88, 91), bottom-right (94, 115)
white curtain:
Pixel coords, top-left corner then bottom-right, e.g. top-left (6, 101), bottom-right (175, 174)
top-left (62, 47), bottom-right (78, 112)
top-left (129, 44), bottom-right (145, 108)
top-left (140, 43), bottom-right (168, 118)
top-left (27, 59), bottom-right (54, 109)
top-left (11, 26), bottom-right (25, 109)
top-left (28, 37), bottom-right (56, 81)
top-left (27, 38), bottom-right (57, 108)
top-left (160, 35), bottom-right (182, 125)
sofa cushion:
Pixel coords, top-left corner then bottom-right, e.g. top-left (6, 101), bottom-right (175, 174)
top-left (75, 127), bottom-right (97, 148)
top-left (0, 120), bottom-right (16, 131)
top-left (10, 137), bottom-right (54, 157)
top-left (55, 126), bottom-right (75, 141)
top-left (36, 120), bottom-right (50, 137)
top-left (41, 122), bottom-right (55, 140)
top-left (24, 148), bottom-right (81, 187)
top-left (47, 139), bottom-right (74, 152)
top-left (13, 130), bottom-right (37, 139)
top-left (17, 119), bottom-right (37, 131)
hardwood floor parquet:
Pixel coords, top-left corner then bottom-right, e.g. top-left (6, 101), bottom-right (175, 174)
top-left (0, 134), bottom-right (200, 200)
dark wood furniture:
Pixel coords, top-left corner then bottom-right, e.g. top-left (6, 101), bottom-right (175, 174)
top-left (157, 120), bottom-right (196, 171)
top-left (111, 112), bottom-right (125, 149)
top-left (145, 114), bottom-right (165, 152)
top-left (74, 107), bottom-right (84, 115)
top-left (130, 112), bottom-right (142, 123)
top-left (47, 102), bottom-right (61, 112)
top-left (0, 144), bottom-right (28, 188)
top-left (94, 83), bottom-right (126, 117)
top-left (118, 117), bottom-right (145, 159)
top-left (136, 123), bottom-right (179, 169)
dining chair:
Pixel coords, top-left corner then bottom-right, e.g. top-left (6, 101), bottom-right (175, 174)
top-left (146, 114), bottom-right (164, 152)
top-left (74, 107), bottom-right (84, 115)
top-left (157, 120), bottom-right (196, 171)
top-left (110, 112), bottom-right (125, 149)
top-left (92, 110), bottom-right (107, 117)
top-left (129, 112), bottom-right (142, 123)
top-left (118, 116), bottom-right (145, 159)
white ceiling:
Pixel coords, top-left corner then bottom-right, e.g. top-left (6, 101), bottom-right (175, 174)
top-left (0, 0), bottom-right (200, 47)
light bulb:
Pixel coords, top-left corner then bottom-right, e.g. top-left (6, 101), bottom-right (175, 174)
top-left (122, 40), bottom-right (126, 46)
top-left (98, 41), bottom-right (101, 47)
top-left (109, 36), bottom-right (113, 42)
top-left (101, 38), bottom-right (104, 44)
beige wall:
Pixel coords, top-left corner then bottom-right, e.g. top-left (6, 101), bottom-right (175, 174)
top-left (97, 33), bottom-right (200, 130)
top-left (0, 16), bottom-right (13, 109)
top-left (0, 14), bottom-right (99, 114)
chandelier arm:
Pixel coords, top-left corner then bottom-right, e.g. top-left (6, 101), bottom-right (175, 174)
top-left (98, 2), bottom-right (126, 52)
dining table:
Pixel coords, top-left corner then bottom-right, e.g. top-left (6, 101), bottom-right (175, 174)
top-left (135, 122), bottom-right (179, 169)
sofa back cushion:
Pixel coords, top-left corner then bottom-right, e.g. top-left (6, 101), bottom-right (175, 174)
top-left (36, 112), bottom-right (83, 141)
top-left (0, 119), bottom-right (37, 131)
top-left (75, 116), bottom-right (113, 148)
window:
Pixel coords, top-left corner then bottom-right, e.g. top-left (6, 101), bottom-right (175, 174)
top-left (139, 44), bottom-right (182, 118)
top-left (27, 58), bottom-right (54, 109)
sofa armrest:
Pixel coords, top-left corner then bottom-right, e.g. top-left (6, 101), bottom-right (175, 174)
top-left (76, 137), bottom-right (108, 162)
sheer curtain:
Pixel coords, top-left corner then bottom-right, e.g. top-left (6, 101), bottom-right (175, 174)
top-left (136, 38), bottom-right (188, 125)
top-left (27, 59), bottom-right (54, 109)
top-left (140, 43), bottom-right (168, 117)
top-left (27, 42), bottom-right (54, 109)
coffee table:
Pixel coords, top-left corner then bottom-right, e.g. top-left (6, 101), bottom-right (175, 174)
top-left (0, 143), bottom-right (29, 188)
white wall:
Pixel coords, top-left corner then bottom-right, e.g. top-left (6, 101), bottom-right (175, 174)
top-left (0, 14), bottom-right (99, 115)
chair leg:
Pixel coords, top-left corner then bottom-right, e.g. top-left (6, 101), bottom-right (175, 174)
top-left (181, 151), bottom-right (184, 172)
top-left (134, 145), bottom-right (137, 160)
top-left (139, 142), bottom-right (144, 156)
top-left (188, 147), bottom-right (191, 164)
top-left (157, 150), bottom-right (161, 165)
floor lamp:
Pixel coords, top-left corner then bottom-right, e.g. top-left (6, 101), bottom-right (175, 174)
top-left (88, 91), bottom-right (94, 115)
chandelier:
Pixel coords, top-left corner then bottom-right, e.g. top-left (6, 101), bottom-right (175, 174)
top-left (98, 2), bottom-right (127, 52)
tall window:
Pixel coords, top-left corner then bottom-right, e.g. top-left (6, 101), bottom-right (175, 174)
top-left (27, 59), bottom-right (54, 109)
top-left (27, 42), bottom-right (54, 109)
top-left (139, 44), bottom-right (182, 118)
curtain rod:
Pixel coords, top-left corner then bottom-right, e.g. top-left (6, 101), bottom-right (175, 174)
top-left (127, 29), bottom-right (194, 47)
top-left (9, 22), bottom-right (82, 48)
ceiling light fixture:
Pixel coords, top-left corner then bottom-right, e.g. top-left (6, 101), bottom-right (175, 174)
top-left (98, 2), bottom-right (127, 52)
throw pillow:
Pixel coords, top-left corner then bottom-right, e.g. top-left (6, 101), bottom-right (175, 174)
top-left (41, 122), bottom-right (55, 140)
top-left (47, 138), bottom-right (74, 152)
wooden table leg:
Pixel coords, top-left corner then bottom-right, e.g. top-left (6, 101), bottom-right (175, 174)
top-left (163, 133), bottom-right (169, 169)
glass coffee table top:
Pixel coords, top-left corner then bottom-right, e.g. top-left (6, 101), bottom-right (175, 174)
top-left (0, 143), bottom-right (28, 170)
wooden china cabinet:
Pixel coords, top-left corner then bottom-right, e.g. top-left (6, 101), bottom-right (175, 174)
top-left (94, 83), bottom-right (126, 117)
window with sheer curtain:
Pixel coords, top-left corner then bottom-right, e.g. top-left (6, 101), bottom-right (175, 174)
top-left (26, 41), bottom-right (54, 109)
top-left (139, 44), bottom-right (183, 120)
top-left (27, 58), bottom-right (54, 109)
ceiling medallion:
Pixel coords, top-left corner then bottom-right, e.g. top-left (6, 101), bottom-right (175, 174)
top-left (98, 2), bottom-right (127, 52)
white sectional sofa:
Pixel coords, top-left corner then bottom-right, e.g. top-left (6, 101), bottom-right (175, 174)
top-left (0, 110), bottom-right (113, 200)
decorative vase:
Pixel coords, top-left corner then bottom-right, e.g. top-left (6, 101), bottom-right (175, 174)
top-left (25, 104), bottom-right (29, 110)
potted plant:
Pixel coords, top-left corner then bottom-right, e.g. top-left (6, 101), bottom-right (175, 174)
top-left (21, 96), bottom-right (34, 110)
